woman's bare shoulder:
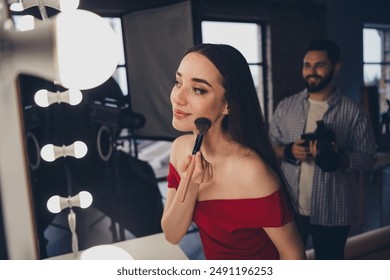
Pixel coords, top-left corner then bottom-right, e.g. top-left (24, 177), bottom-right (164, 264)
top-left (170, 134), bottom-right (194, 166)
top-left (171, 134), bottom-right (193, 152)
top-left (228, 149), bottom-right (280, 197)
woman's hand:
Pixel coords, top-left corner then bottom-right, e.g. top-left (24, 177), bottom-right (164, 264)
top-left (181, 152), bottom-right (212, 185)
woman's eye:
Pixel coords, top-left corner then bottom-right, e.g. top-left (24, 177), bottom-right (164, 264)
top-left (192, 87), bottom-right (206, 95)
top-left (173, 80), bottom-right (181, 87)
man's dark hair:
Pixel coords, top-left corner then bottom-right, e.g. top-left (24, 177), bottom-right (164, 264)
top-left (304, 39), bottom-right (341, 65)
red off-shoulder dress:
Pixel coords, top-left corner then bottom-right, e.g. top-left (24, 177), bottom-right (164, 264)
top-left (166, 163), bottom-right (292, 260)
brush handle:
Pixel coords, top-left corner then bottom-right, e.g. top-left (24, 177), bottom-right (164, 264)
top-left (180, 155), bottom-right (196, 202)
top-left (192, 134), bottom-right (204, 155)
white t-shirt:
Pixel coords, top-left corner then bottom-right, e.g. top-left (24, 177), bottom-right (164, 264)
top-left (298, 98), bottom-right (329, 215)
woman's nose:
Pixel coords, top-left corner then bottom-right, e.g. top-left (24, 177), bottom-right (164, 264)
top-left (171, 87), bottom-right (186, 105)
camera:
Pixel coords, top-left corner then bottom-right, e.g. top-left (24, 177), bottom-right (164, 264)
top-left (300, 132), bottom-right (316, 147)
top-left (89, 98), bottom-right (146, 131)
top-left (89, 98), bottom-right (146, 161)
top-left (301, 120), bottom-right (340, 172)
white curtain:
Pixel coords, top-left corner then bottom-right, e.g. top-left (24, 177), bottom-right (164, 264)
top-left (123, 1), bottom-right (194, 139)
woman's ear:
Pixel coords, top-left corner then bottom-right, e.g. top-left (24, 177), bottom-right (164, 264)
top-left (223, 104), bottom-right (229, 115)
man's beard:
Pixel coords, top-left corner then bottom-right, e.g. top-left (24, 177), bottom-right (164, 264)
top-left (304, 68), bottom-right (334, 93)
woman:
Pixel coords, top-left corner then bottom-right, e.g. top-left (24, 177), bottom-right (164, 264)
top-left (161, 44), bottom-right (305, 260)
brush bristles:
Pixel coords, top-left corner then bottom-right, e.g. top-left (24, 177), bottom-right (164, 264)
top-left (195, 118), bottom-right (211, 135)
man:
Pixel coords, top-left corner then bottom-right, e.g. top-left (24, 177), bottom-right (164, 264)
top-left (269, 39), bottom-right (377, 259)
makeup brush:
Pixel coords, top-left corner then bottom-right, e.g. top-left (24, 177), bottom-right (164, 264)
top-left (180, 118), bottom-right (211, 202)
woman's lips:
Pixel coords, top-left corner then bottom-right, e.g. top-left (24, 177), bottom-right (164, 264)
top-left (173, 109), bottom-right (191, 119)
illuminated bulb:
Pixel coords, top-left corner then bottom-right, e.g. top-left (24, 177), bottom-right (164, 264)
top-left (34, 88), bottom-right (82, 107)
top-left (40, 141), bottom-right (88, 162)
top-left (10, 0), bottom-right (79, 12)
top-left (73, 141), bottom-right (88, 158)
top-left (47, 191), bottom-right (93, 214)
top-left (40, 144), bottom-right (56, 162)
top-left (6, 9), bottom-right (120, 90)
top-left (81, 245), bottom-right (133, 260)
top-left (58, 0), bottom-right (79, 12)
top-left (47, 195), bottom-right (61, 213)
top-left (9, 2), bottom-right (23, 12)
top-left (34, 90), bottom-right (50, 107)
top-left (78, 191), bottom-right (93, 209)
top-left (68, 88), bottom-right (83, 105)
top-left (56, 10), bottom-right (119, 89)
top-left (13, 15), bottom-right (35, 31)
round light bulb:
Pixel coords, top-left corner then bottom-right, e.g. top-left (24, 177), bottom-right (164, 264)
top-left (56, 10), bottom-right (120, 90)
top-left (34, 89), bottom-right (49, 107)
top-left (81, 245), bottom-right (133, 260)
top-left (59, 0), bottom-right (79, 12)
top-left (47, 195), bottom-right (61, 213)
top-left (73, 141), bottom-right (88, 159)
top-left (14, 15), bottom-right (35, 31)
top-left (79, 191), bottom-right (93, 209)
top-left (10, 3), bottom-right (23, 12)
top-left (40, 144), bottom-right (55, 162)
top-left (68, 88), bottom-right (83, 106)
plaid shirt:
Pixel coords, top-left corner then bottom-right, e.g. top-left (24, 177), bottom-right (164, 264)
top-left (269, 88), bottom-right (377, 226)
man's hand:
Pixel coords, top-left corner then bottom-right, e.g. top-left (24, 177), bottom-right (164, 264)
top-left (309, 140), bottom-right (318, 158)
top-left (291, 139), bottom-right (313, 162)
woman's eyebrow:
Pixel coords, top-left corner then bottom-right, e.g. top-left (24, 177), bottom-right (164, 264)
top-left (176, 71), bottom-right (213, 88)
top-left (192, 78), bottom-right (212, 88)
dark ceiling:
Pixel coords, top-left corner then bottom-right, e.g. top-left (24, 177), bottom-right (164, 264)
top-left (8, 0), bottom-right (388, 18)
top-left (77, 0), bottom-right (329, 16)
top-left (78, 0), bottom-right (187, 16)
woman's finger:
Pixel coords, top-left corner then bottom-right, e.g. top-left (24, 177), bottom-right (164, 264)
top-left (180, 154), bottom-right (193, 173)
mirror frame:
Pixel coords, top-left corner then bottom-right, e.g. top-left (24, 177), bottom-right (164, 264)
top-left (0, 73), bottom-right (39, 259)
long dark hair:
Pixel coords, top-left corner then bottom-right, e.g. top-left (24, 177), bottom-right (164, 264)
top-left (185, 43), bottom-right (297, 211)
